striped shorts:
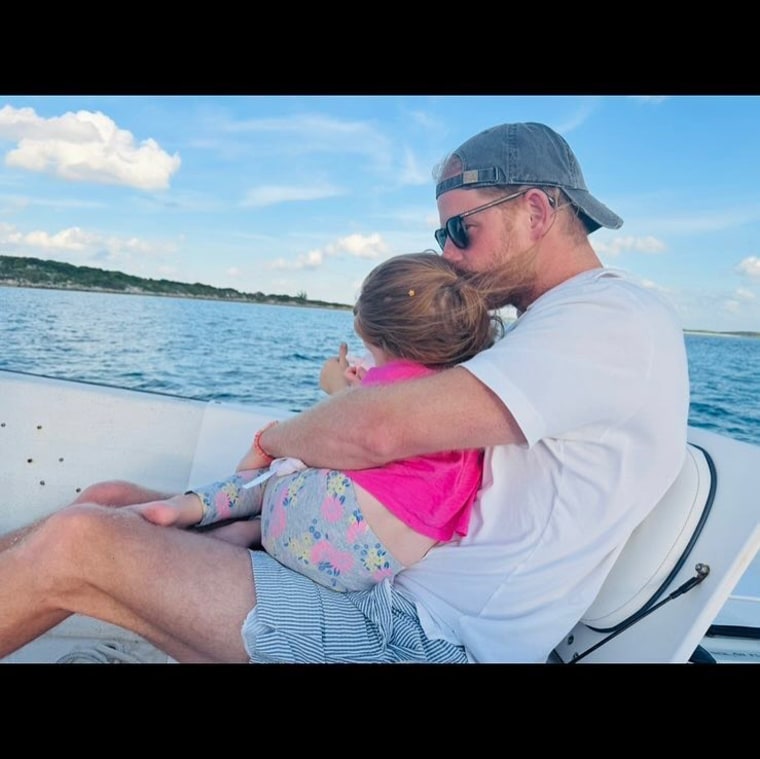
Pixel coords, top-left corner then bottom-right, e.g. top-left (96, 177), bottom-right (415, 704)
top-left (241, 550), bottom-right (469, 664)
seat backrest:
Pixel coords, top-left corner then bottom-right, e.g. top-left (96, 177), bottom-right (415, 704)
top-left (552, 439), bottom-right (760, 662)
top-left (581, 443), bottom-right (714, 632)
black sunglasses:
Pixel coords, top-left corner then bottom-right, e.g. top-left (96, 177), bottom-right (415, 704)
top-left (434, 188), bottom-right (531, 250)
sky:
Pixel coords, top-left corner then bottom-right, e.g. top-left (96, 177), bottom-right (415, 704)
top-left (0, 94), bottom-right (759, 332)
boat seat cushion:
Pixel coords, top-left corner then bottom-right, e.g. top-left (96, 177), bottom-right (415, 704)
top-left (580, 444), bottom-right (713, 631)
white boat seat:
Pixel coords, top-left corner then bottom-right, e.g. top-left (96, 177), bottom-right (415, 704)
top-left (582, 443), bottom-right (714, 632)
top-left (552, 441), bottom-right (760, 662)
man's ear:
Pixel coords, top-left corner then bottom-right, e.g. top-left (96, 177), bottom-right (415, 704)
top-left (525, 188), bottom-right (553, 232)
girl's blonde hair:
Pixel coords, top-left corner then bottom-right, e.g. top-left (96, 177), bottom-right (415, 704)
top-left (353, 251), bottom-right (504, 368)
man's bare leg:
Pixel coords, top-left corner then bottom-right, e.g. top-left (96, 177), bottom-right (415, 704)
top-left (72, 480), bottom-right (174, 507)
top-left (201, 519), bottom-right (262, 548)
top-left (0, 503), bottom-right (258, 662)
top-left (0, 481), bottom-right (175, 554)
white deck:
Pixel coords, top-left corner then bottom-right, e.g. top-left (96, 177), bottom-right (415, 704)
top-left (1, 369), bottom-right (758, 664)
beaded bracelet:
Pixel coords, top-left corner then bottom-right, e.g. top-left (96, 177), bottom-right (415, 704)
top-left (253, 421), bottom-right (278, 464)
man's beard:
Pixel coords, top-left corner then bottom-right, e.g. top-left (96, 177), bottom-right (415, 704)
top-left (451, 242), bottom-right (539, 313)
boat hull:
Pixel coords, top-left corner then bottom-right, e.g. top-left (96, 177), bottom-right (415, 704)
top-left (1, 368), bottom-right (758, 663)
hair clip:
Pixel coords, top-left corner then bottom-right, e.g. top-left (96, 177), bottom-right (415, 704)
top-left (408, 289), bottom-right (415, 297)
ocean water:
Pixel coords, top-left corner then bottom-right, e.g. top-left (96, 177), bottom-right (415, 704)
top-left (2, 286), bottom-right (759, 446)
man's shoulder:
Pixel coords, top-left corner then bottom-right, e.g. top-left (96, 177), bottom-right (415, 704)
top-left (511, 269), bottom-right (681, 346)
top-left (544, 268), bottom-right (676, 316)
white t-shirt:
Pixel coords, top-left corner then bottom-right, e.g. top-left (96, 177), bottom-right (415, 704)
top-left (394, 268), bottom-right (690, 662)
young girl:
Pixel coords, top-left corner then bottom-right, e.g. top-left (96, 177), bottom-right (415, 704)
top-left (100, 252), bottom-right (505, 592)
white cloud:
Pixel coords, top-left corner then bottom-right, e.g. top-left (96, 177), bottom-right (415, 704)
top-left (737, 256), bottom-right (760, 278)
top-left (266, 233), bottom-right (390, 271)
top-left (658, 208), bottom-right (760, 234)
top-left (0, 222), bottom-right (175, 257)
top-left (0, 192), bottom-right (105, 210)
top-left (0, 105), bottom-right (181, 191)
top-left (241, 183), bottom-right (343, 208)
top-left (325, 233), bottom-right (389, 259)
top-left (38, 228), bottom-right (92, 250)
top-left (407, 110), bottom-right (443, 130)
top-left (397, 145), bottom-right (431, 186)
top-left (593, 235), bottom-right (667, 257)
top-left (224, 113), bottom-right (391, 157)
top-left (735, 287), bottom-right (756, 300)
top-left (554, 97), bottom-right (602, 134)
top-left (637, 277), bottom-right (671, 293)
top-left (267, 249), bottom-right (324, 271)
top-left (215, 111), bottom-right (415, 186)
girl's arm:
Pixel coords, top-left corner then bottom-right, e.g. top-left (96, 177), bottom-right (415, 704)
top-left (127, 469), bottom-right (268, 529)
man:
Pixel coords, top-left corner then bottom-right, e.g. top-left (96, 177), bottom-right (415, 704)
top-left (0, 122), bottom-right (689, 663)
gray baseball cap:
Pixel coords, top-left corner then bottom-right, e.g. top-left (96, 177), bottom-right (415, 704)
top-left (435, 122), bottom-right (623, 233)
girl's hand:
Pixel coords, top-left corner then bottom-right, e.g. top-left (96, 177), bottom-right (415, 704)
top-left (320, 342), bottom-right (352, 394)
top-left (343, 363), bottom-right (367, 387)
top-left (236, 421), bottom-right (279, 471)
top-left (236, 444), bottom-right (273, 472)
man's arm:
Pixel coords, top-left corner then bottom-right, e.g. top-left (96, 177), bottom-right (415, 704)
top-left (260, 366), bottom-right (525, 470)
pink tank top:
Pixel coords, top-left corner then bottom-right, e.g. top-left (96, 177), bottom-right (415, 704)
top-left (344, 360), bottom-right (483, 541)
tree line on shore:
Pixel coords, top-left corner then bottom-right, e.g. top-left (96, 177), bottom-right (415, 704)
top-left (0, 254), bottom-right (351, 310)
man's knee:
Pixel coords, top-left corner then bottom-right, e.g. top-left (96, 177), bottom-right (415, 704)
top-left (73, 480), bottom-right (139, 506)
top-left (29, 504), bottom-right (129, 572)
top-left (10, 504), bottom-right (119, 600)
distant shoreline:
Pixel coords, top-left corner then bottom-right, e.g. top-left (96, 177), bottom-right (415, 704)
top-left (0, 281), bottom-right (352, 311)
top-left (683, 328), bottom-right (760, 339)
top-left (5, 281), bottom-right (757, 338)
top-left (0, 254), bottom-right (355, 311)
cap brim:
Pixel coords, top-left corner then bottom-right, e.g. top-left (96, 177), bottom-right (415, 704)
top-left (564, 188), bottom-right (623, 232)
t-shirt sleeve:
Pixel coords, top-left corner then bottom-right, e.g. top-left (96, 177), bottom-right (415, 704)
top-left (461, 280), bottom-right (660, 447)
